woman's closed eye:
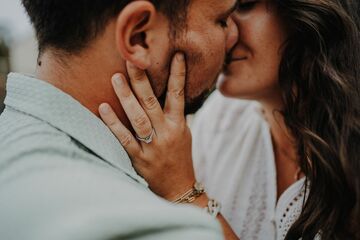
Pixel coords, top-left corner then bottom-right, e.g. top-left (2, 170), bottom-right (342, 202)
top-left (237, 0), bottom-right (259, 12)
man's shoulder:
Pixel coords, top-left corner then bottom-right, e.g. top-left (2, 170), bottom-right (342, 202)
top-left (1, 106), bottom-right (77, 160)
top-left (0, 108), bottom-right (149, 217)
top-left (0, 106), bottom-right (70, 146)
top-left (0, 144), bottom-right (222, 240)
top-left (0, 104), bottom-right (223, 240)
top-left (0, 107), bottom-right (115, 183)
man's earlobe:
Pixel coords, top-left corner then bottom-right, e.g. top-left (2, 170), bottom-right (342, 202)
top-left (115, 1), bottom-right (156, 70)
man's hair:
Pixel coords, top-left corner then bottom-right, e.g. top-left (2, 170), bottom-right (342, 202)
top-left (21, 0), bottom-right (190, 54)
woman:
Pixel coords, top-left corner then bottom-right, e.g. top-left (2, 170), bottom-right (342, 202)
top-left (99, 0), bottom-right (360, 239)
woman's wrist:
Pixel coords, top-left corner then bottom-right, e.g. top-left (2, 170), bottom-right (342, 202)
top-left (190, 192), bottom-right (210, 208)
top-left (170, 182), bottom-right (222, 218)
top-left (160, 178), bottom-right (196, 201)
top-left (171, 182), bottom-right (205, 204)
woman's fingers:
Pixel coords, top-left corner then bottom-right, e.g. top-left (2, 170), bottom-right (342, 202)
top-left (164, 53), bottom-right (186, 122)
top-left (111, 73), bottom-right (155, 141)
top-left (99, 103), bottom-right (141, 155)
top-left (126, 62), bottom-right (165, 130)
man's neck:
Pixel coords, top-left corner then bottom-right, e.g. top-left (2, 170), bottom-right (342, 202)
top-left (35, 49), bottom-right (132, 129)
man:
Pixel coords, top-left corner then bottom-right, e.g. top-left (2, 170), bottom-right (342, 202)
top-left (0, 0), bottom-right (238, 239)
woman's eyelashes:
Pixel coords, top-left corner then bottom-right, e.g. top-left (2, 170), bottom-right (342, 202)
top-left (237, 1), bottom-right (258, 12)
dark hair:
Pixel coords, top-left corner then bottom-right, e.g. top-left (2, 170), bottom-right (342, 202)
top-left (274, 0), bottom-right (360, 239)
top-left (21, 0), bottom-right (190, 54)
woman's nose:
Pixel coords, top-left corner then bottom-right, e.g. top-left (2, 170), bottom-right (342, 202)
top-left (226, 16), bottom-right (239, 51)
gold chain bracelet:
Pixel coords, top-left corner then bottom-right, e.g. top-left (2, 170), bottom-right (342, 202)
top-left (172, 182), bottom-right (205, 204)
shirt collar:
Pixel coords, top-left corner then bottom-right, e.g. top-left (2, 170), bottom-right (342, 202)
top-left (4, 73), bottom-right (147, 186)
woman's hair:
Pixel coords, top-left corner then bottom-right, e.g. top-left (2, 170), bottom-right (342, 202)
top-left (274, 0), bottom-right (360, 239)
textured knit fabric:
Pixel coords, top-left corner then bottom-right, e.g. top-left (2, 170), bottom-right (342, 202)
top-left (0, 73), bottom-right (223, 240)
top-left (192, 91), bottom-right (307, 240)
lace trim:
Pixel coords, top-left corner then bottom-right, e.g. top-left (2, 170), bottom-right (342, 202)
top-left (277, 184), bottom-right (306, 240)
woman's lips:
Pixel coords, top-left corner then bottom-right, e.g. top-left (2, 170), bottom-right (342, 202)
top-left (223, 57), bottom-right (247, 76)
top-left (230, 56), bottom-right (247, 62)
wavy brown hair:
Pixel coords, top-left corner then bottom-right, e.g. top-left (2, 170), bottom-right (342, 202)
top-left (273, 0), bottom-right (360, 239)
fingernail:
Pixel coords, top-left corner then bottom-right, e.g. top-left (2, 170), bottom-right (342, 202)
top-left (176, 52), bottom-right (184, 61)
top-left (99, 103), bottom-right (110, 115)
top-left (112, 73), bottom-right (122, 86)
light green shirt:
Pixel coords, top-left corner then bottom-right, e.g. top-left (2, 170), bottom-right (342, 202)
top-left (0, 73), bottom-right (223, 240)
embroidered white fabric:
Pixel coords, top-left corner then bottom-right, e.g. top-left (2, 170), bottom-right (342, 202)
top-left (276, 179), bottom-right (307, 240)
top-left (191, 91), bottom-right (311, 240)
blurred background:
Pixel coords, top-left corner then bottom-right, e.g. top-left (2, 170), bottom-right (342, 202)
top-left (0, 0), bottom-right (37, 113)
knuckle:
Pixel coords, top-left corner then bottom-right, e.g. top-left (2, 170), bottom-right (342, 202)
top-left (162, 133), bottom-right (174, 145)
top-left (138, 128), bottom-right (153, 140)
top-left (108, 121), bottom-right (123, 133)
top-left (172, 70), bottom-right (186, 78)
top-left (133, 155), bottom-right (152, 169)
top-left (132, 71), bottom-right (146, 82)
top-left (119, 133), bottom-right (133, 147)
top-left (133, 114), bottom-right (150, 129)
top-left (133, 149), bottom-right (143, 158)
top-left (169, 88), bottom-right (185, 99)
top-left (141, 95), bottom-right (158, 110)
top-left (108, 120), bottom-right (118, 128)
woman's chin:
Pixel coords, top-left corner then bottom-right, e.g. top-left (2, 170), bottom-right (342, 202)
top-left (217, 75), bottom-right (237, 97)
top-left (217, 81), bottom-right (237, 98)
top-left (217, 76), bottom-right (257, 99)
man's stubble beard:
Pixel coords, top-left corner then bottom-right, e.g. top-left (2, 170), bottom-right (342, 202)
top-left (145, 43), bottom-right (223, 115)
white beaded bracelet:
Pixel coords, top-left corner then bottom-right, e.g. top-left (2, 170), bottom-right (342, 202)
top-left (205, 199), bottom-right (221, 218)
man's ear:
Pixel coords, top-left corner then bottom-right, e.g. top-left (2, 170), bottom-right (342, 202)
top-left (115, 1), bottom-right (156, 70)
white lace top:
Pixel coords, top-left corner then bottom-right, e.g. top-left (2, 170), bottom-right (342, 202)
top-left (191, 91), bottom-right (309, 240)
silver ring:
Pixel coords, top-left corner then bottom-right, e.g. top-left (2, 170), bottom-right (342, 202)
top-left (136, 128), bottom-right (155, 144)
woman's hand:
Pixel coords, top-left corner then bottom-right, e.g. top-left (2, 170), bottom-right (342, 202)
top-left (99, 53), bottom-right (240, 240)
top-left (99, 53), bottom-right (196, 201)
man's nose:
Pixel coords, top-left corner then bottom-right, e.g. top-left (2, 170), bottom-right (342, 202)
top-left (226, 17), bottom-right (239, 52)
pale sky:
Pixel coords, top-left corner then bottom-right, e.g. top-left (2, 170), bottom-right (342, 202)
top-left (0, 0), bottom-right (33, 41)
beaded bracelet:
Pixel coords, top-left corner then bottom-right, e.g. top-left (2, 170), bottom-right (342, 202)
top-left (205, 199), bottom-right (221, 218)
